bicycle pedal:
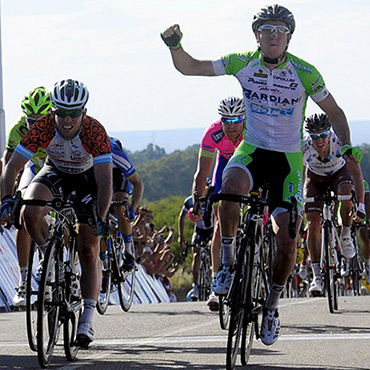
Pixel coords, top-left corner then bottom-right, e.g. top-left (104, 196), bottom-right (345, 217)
top-left (75, 335), bottom-right (91, 349)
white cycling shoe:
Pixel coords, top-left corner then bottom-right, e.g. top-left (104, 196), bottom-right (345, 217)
top-left (260, 308), bottom-right (280, 346)
top-left (340, 235), bottom-right (356, 259)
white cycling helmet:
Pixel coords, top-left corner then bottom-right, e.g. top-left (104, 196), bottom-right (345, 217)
top-left (51, 79), bottom-right (89, 109)
top-left (218, 97), bottom-right (245, 118)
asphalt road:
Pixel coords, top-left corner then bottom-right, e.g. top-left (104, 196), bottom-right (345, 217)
top-left (0, 296), bottom-right (370, 369)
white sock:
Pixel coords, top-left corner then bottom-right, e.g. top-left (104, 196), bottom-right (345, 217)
top-left (312, 262), bottom-right (321, 280)
top-left (265, 283), bottom-right (285, 310)
top-left (341, 225), bottom-right (351, 238)
top-left (80, 299), bottom-right (96, 325)
top-left (221, 236), bottom-right (236, 265)
top-left (19, 267), bottom-right (28, 283)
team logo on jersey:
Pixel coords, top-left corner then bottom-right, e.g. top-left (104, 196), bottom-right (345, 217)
top-left (258, 86), bottom-right (282, 94)
top-left (244, 88), bottom-right (302, 105)
top-left (291, 60), bottom-right (313, 74)
top-left (247, 77), bottom-right (267, 85)
top-left (253, 69), bottom-right (268, 78)
top-left (212, 130), bottom-right (225, 143)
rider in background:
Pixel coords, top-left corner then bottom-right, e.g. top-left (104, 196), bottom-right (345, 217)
top-left (358, 179), bottom-right (370, 284)
top-left (162, 4), bottom-right (358, 345)
top-left (303, 113), bottom-right (364, 296)
top-left (110, 137), bottom-right (144, 270)
top-left (0, 87), bottom-right (52, 307)
top-left (178, 193), bottom-right (213, 301)
top-left (190, 97), bottom-right (244, 309)
top-left (0, 79), bottom-right (112, 348)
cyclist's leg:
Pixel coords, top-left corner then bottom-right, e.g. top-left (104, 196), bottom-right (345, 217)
top-left (76, 224), bottom-right (100, 345)
top-left (22, 182), bottom-right (53, 245)
top-left (215, 142), bottom-right (254, 295)
top-left (336, 168), bottom-right (356, 258)
top-left (261, 150), bottom-right (303, 345)
top-left (190, 230), bottom-right (201, 300)
top-left (359, 223), bottom-right (370, 283)
top-left (13, 162), bottom-right (37, 306)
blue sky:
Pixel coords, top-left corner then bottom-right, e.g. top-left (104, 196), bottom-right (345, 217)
top-left (1, 0), bottom-right (369, 135)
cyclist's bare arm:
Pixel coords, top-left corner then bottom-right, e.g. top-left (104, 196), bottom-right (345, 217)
top-left (193, 155), bottom-right (213, 198)
top-left (1, 152), bottom-right (28, 197)
top-left (318, 94), bottom-right (351, 146)
top-left (162, 24), bottom-right (216, 76)
top-left (127, 173), bottom-right (144, 213)
top-left (346, 159), bottom-right (365, 204)
top-left (94, 162), bottom-right (113, 219)
top-left (178, 208), bottom-right (187, 248)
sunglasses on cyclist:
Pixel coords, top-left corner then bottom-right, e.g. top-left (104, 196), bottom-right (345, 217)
top-left (54, 109), bottom-right (83, 118)
top-left (310, 131), bottom-right (330, 140)
top-left (221, 116), bottom-right (244, 125)
top-left (26, 117), bottom-right (37, 126)
top-left (258, 24), bottom-right (290, 35)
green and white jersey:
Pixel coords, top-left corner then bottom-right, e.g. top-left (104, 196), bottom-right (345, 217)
top-left (212, 51), bottom-right (329, 153)
top-left (6, 114), bottom-right (47, 174)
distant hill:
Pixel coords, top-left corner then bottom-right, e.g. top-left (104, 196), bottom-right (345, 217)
top-left (110, 120), bottom-right (370, 154)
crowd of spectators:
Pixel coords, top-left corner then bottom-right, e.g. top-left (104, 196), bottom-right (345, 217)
top-left (132, 206), bottom-right (179, 302)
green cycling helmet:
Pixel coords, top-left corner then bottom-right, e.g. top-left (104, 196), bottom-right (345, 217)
top-left (21, 86), bottom-right (53, 115)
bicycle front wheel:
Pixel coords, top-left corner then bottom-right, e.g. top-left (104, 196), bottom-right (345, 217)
top-left (97, 256), bottom-right (112, 315)
top-left (323, 223), bottom-right (336, 314)
top-left (118, 268), bottom-right (136, 312)
top-left (219, 295), bottom-right (230, 330)
top-left (198, 254), bottom-right (211, 301)
top-left (64, 247), bottom-right (82, 361)
top-left (37, 238), bottom-right (61, 368)
top-left (226, 237), bottom-right (251, 370)
top-left (26, 242), bottom-right (39, 352)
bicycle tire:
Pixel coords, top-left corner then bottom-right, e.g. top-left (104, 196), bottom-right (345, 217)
top-left (64, 248), bottom-right (82, 361)
top-left (350, 256), bottom-right (361, 296)
top-left (118, 269), bottom-right (136, 312)
top-left (240, 242), bottom-right (257, 366)
top-left (198, 251), bottom-right (211, 301)
top-left (323, 223), bottom-right (336, 314)
top-left (26, 242), bottom-right (39, 352)
top-left (219, 295), bottom-right (230, 330)
top-left (37, 238), bottom-right (61, 368)
top-left (226, 236), bottom-right (250, 370)
top-left (350, 230), bottom-right (361, 296)
top-left (112, 241), bottom-right (136, 312)
top-left (97, 251), bottom-right (112, 315)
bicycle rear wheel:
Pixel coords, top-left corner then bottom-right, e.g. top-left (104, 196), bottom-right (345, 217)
top-left (37, 238), bottom-right (61, 368)
top-left (226, 237), bottom-right (250, 370)
top-left (64, 247), bottom-right (82, 361)
top-left (26, 242), bottom-right (39, 352)
top-left (97, 252), bottom-right (112, 315)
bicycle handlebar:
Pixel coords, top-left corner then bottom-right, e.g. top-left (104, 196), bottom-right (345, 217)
top-left (304, 194), bottom-right (353, 204)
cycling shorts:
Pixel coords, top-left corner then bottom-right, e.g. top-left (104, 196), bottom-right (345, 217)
top-left (304, 165), bottom-right (353, 213)
top-left (31, 159), bottom-right (98, 224)
top-left (192, 226), bottom-right (214, 247)
top-left (225, 141), bottom-right (303, 213)
top-left (113, 167), bottom-right (129, 193)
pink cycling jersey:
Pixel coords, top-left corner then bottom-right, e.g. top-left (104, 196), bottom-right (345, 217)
top-left (200, 119), bottom-right (243, 187)
top-left (200, 119), bottom-right (242, 160)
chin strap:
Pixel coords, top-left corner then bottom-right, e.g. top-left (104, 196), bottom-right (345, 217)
top-left (258, 46), bottom-right (287, 65)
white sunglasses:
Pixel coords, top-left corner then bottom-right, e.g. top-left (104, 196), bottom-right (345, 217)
top-left (258, 24), bottom-right (290, 34)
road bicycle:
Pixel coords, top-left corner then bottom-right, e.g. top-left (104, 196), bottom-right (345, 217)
top-left (97, 203), bottom-right (137, 314)
top-left (13, 193), bottom-right (82, 368)
top-left (207, 188), bottom-right (297, 369)
top-left (304, 190), bottom-right (353, 313)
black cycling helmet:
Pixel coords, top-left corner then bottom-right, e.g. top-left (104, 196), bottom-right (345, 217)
top-left (304, 113), bottom-right (331, 133)
top-left (252, 4), bottom-right (295, 34)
